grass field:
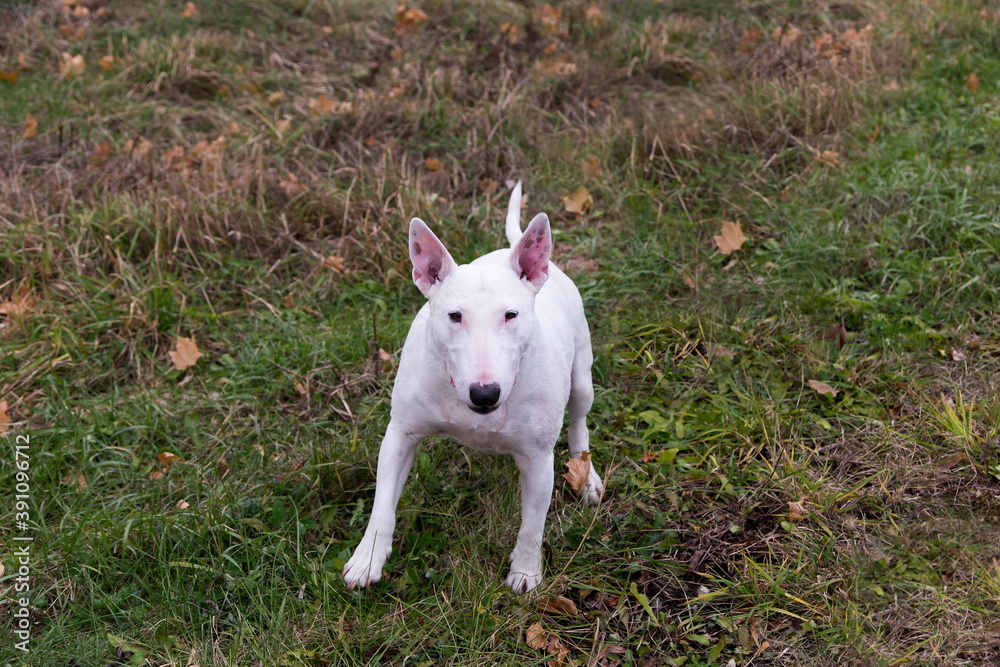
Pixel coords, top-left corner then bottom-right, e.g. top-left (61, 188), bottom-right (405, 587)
top-left (2, 0), bottom-right (999, 665)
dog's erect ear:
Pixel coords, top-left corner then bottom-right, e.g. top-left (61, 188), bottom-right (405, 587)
top-left (509, 213), bottom-right (551, 291)
top-left (410, 218), bottom-right (456, 298)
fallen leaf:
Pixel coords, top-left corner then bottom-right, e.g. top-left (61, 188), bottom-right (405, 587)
top-left (787, 500), bottom-right (808, 520)
top-left (394, 5), bottom-right (429, 35)
top-left (157, 452), bottom-right (184, 470)
top-left (165, 145), bottom-right (190, 172)
top-left (149, 470), bottom-right (164, 480)
top-left (308, 94), bottom-right (351, 115)
top-left (0, 70), bottom-right (18, 83)
top-left (377, 348), bottom-right (394, 370)
top-left (712, 220), bottom-right (747, 255)
top-left (59, 52), bottom-right (85, 77)
top-left (538, 595), bottom-right (579, 616)
top-left (526, 623), bottom-right (548, 650)
top-left (562, 186), bottom-right (593, 215)
top-left (22, 114), bottom-right (38, 139)
top-left (169, 336), bottom-right (203, 371)
top-left (266, 91), bottom-right (284, 106)
top-left (181, 2), bottom-right (200, 18)
top-left (807, 379), bottom-right (838, 397)
top-left (176, 499), bottom-right (191, 510)
top-left (321, 25), bottom-right (333, 35)
top-left (87, 142), bottom-right (113, 169)
top-left (562, 451), bottom-right (591, 495)
top-left (98, 55), bottom-right (116, 71)
top-left (817, 150), bottom-right (840, 167)
top-left (582, 3), bottom-right (604, 28)
top-left (536, 55), bottom-right (577, 77)
top-left (17, 52), bottom-right (30, 70)
top-left (581, 156), bottom-right (602, 176)
top-left (71, 5), bottom-right (89, 17)
top-left (500, 21), bottom-right (520, 45)
top-left (0, 288), bottom-right (34, 316)
top-left (279, 173), bottom-right (309, 197)
top-left (124, 137), bottom-right (152, 159)
top-left (951, 348), bottom-right (967, 361)
top-left (533, 4), bottom-right (563, 35)
top-left (0, 400), bottom-right (10, 436)
top-left (937, 452), bottom-right (966, 471)
top-left (966, 72), bottom-right (979, 93)
top-left (823, 322), bottom-right (848, 348)
top-left (322, 255), bottom-right (346, 272)
top-left (61, 469), bottom-right (88, 490)
top-left (424, 157), bottom-right (444, 171)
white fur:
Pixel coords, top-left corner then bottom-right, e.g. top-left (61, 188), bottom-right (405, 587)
top-left (343, 182), bottom-right (603, 593)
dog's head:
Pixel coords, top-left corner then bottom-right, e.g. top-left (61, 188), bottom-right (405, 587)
top-left (408, 213), bottom-right (552, 414)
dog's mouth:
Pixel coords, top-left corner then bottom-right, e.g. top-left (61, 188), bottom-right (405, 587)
top-left (470, 405), bottom-right (499, 415)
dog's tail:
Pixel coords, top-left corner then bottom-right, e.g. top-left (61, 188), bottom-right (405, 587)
top-left (505, 180), bottom-right (523, 246)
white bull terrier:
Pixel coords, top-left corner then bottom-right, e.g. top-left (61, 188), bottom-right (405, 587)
top-left (343, 182), bottom-right (603, 593)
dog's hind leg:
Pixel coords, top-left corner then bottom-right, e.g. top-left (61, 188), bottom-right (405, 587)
top-left (567, 344), bottom-right (604, 504)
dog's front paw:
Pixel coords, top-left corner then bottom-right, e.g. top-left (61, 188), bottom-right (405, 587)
top-left (583, 466), bottom-right (604, 506)
top-left (505, 569), bottom-right (543, 594)
top-left (343, 538), bottom-right (392, 590)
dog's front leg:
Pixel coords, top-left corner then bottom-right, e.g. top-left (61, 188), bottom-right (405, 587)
top-left (506, 449), bottom-right (555, 593)
top-left (343, 421), bottom-right (420, 590)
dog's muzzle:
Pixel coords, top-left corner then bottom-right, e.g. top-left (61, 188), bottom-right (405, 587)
top-left (469, 382), bottom-right (501, 413)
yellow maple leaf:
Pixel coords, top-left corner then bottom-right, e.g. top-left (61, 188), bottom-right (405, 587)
top-left (712, 221), bottom-right (746, 255)
top-left (169, 336), bottom-right (203, 371)
top-left (562, 186), bottom-right (593, 215)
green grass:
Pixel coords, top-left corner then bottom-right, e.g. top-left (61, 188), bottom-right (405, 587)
top-left (2, 0), bottom-right (1000, 665)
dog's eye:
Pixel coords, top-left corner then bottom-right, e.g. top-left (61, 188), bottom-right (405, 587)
top-left (505, 311), bottom-right (518, 321)
top-left (448, 311), bottom-right (462, 323)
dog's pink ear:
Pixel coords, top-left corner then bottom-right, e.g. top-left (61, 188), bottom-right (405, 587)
top-left (510, 213), bottom-right (551, 291)
top-left (410, 218), bottom-right (456, 297)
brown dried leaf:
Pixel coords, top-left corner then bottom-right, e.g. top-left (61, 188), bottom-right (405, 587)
top-left (787, 500), bottom-right (808, 521)
top-left (538, 595), bottom-right (578, 617)
top-left (394, 5), bottom-right (429, 34)
top-left (424, 157), bottom-right (444, 171)
top-left (124, 137), bottom-right (152, 160)
top-left (937, 452), bottom-right (966, 471)
top-left (562, 186), bottom-right (593, 215)
top-left (176, 499), bottom-right (191, 510)
top-left (308, 94), bottom-right (351, 116)
top-left (157, 451), bottom-right (183, 469)
top-left (98, 55), bottom-right (116, 71)
top-left (581, 156), bottom-right (602, 176)
top-left (87, 142), bottom-right (112, 169)
top-left (712, 221), bottom-right (746, 255)
top-left (817, 150), bottom-right (841, 167)
top-left (61, 469), bottom-right (88, 490)
top-left (0, 70), bottom-right (18, 83)
top-left (169, 336), bottom-right (203, 371)
top-left (22, 114), bottom-right (38, 139)
top-left (0, 400), bottom-right (10, 436)
top-left (165, 145), bottom-right (189, 172)
top-left (0, 288), bottom-right (35, 316)
top-left (279, 173), bottom-right (309, 197)
top-left (59, 52), bottom-right (85, 77)
top-left (562, 451), bottom-right (591, 495)
top-left (807, 379), bottom-right (838, 397)
top-left (526, 623), bottom-right (548, 650)
top-left (966, 72), bottom-right (979, 93)
top-left (181, 2), bottom-right (200, 18)
top-left (322, 255), bottom-right (346, 273)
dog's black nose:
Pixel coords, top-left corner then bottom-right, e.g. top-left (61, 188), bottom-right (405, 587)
top-left (469, 382), bottom-right (501, 408)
